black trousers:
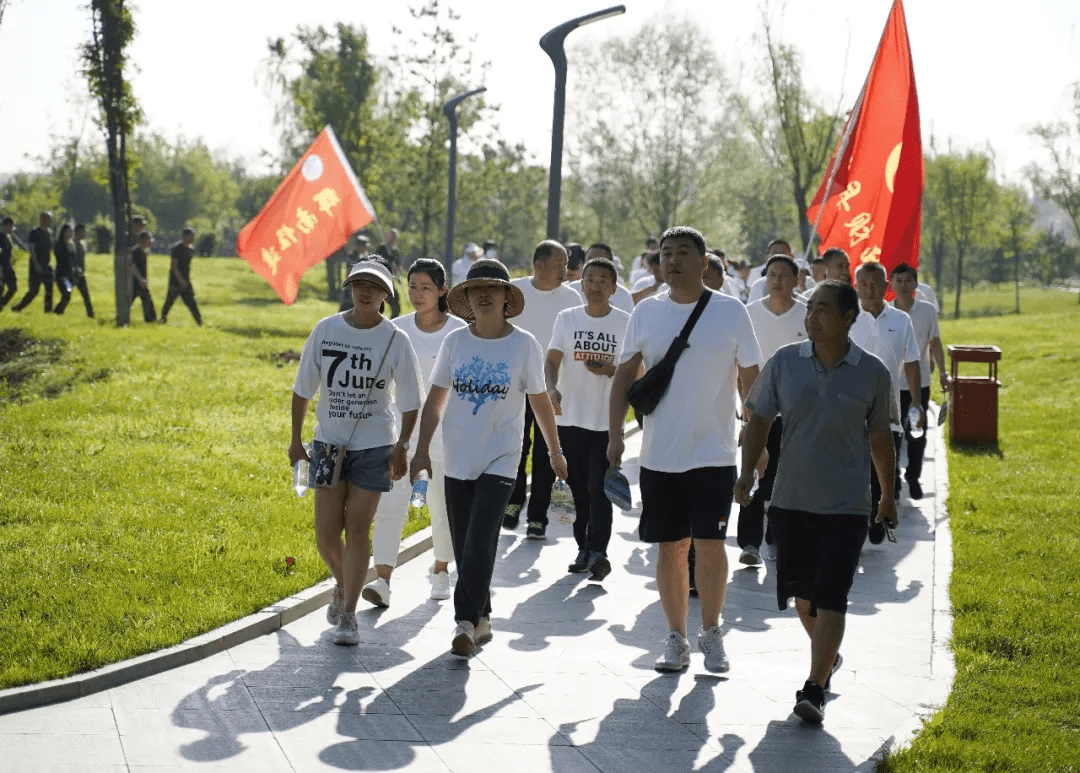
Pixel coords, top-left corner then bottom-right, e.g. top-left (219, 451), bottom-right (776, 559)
top-left (870, 430), bottom-right (903, 514)
top-left (900, 387), bottom-right (931, 483)
top-left (560, 425), bottom-right (613, 556)
top-left (737, 417), bottom-right (782, 549)
top-left (509, 400), bottom-right (555, 526)
top-left (12, 266), bottom-right (52, 312)
top-left (131, 282), bottom-right (156, 322)
top-left (161, 283), bottom-right (201, 324)
top-left (0, 266), bottom-right (17, 309)
top-left (444, 474), bottom-right (515, 625)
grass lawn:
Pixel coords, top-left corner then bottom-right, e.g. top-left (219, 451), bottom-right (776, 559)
top-left (884, 285), bottom-right (1080, 772)
top-left (0, 252), bottom-right (424, 689)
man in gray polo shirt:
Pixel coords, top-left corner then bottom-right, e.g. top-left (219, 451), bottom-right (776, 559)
top-left (734, 279), bottom-right (897, 724)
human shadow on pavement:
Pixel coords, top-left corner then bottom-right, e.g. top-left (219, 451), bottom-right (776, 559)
top-left (489, 532), bottom-right (544, 589)
top-left (493, 577), bottom-right (607, 651)
top-left (746, 718), bottom-right (858, 772)
top-left (319, 654), bottom-right (541, 771)
top-left (608, 599), bottom-right (686, 672)
top-left (171, 600), bottom-right (440, 763)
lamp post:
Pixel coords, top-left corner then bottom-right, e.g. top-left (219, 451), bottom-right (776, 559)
top-left (540, 5), bottom-right (625, 240)
top-left (443, 87), bottom-right (486, 284)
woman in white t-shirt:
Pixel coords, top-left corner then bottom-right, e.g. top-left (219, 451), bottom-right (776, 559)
top-left (290, 260), bottom-right (423, 647)
top-left (410, 259), bottom-right (568, 659)
top-left (363, 260), bottom-right (466, 608)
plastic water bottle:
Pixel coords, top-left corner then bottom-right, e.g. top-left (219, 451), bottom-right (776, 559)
top-left (293, 451), bottom-right (309, 498)
top-left (908, 405), bottom-right (924, 439)
top-left (551, 479), bottom-right (576, 525)
top-left (748, 470), bottom-right (760, 499)
top-left (410, 471), bottom-right (429, 508)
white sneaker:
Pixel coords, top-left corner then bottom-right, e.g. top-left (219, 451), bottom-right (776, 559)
top-left (451, 621), bottom-right (476, 658)
top-left (430, 570), bottom-right (451, 601)
top-left (762, 542), bottom-right (778, 562)
top-left (739, 545), bottom-right (762, 565)
top-left (333, 612), bottom-right (360, 646)
top-left (326, 584), bottom-right (344, 624)
top-left (361, 577), bottom-right (391, 608)
top-left (654, 631), bottom-right (691, 672)
top-left (474, 616), bottom-right (493, 645)
top-left (698, 625), bottom-right (730, 673)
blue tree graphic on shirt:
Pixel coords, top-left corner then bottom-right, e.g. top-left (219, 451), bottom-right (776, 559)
top-left (453, 356), bottom-right (511, 415)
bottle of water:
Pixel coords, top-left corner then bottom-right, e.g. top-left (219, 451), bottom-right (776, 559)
top-left (293, 449), bottom-right (310, 498)
top-left (748, 469), bottom-right (760, 499)
top-left (410, 470), bottom-right (429, 508)
top-left (551, 479), bottom-right (576, 525)
top-left (908, 405), bottom-right (924, 439)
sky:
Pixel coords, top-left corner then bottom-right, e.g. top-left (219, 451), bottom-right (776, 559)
top-left (1, 0), bottom-right (1078, 186)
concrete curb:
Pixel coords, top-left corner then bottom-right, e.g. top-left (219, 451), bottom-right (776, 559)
top-left (0, 526), bottom-right (434, 715)
top-left (863, 409), bottom-right (956, 770)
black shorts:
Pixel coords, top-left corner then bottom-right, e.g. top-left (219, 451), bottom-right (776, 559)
top-left (770, 507), bottom-right (868, 615)
top-left (638, 466), bottom-right (735, 543)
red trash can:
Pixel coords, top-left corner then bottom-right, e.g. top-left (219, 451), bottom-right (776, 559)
top-left (947, 345), bottom-right (1001, 446)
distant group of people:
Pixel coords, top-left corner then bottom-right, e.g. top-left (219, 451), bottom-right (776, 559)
top-left (0, 211), bottom-right (202, 325)
top-left (289, 224), bottom-right (949, 725)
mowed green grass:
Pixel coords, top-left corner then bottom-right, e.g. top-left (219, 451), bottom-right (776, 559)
top-left (885, 286), bottom-right (1080, 772)
top-left (0, 252), bottom-right (423, 689)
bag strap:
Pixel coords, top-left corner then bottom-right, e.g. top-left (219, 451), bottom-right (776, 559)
top-left (341, 328), bottom-right (397, 449)
top-left (677, 290), bottom-right (712, 343)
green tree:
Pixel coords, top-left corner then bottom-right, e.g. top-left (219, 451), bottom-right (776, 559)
top-left (992, 185), bottom-right (1039, 313)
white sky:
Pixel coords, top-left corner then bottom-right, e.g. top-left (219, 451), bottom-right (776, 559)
top-left (1, 0), bottom-right (1078, 186)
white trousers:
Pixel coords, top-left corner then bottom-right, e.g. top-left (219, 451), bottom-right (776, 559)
top-left (371, 456), bottom-right (454, 568)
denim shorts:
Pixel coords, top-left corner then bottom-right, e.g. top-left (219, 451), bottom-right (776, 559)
top-left (309, 440), bottom-right (393, 493)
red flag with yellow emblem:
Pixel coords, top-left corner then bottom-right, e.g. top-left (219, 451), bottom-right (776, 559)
top-left (806, 0), bottom-right (923, 280)
top-left (237, 126), bottom-right (376, 304)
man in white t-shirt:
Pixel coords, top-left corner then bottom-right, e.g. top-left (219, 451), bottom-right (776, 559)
top-left (916, 272), bottom-right (940, 314)
top-left (569, 244), bottom-right (634, 313)
top-left (628, 236), bottom-right (660, 288)
top-left (451, 243), bottom-right (483, 288)
top-left (741, 255), bottom-right (808, 565)
top-left (890, 263), bottom-right (950, 500)
top-left (609, 226), bottom-right (763, 674)
top-left (849, 261), bottom-right (922, 544)
top-left (505, 241), bottom-right (582, 539)
top-left (631, 251), bottom-right (666, 303)
top-left (547, 258), bottom-right (631, 581)
top-left (745, 238), bottom-right (794, 304)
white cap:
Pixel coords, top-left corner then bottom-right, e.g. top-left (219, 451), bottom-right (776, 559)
top-left (343, 260), bottom-right (395, 297)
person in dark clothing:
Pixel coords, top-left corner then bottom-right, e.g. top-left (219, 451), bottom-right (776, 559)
top-left (67, 223), bottom-right (94, 317)
top-left (160, 227), bottom-right (202, 325)
top-left (375, 228), bottom-right (401, 318)
top-left (12, 211), bottom-right (55, 313)
top-left (0, 216), bottom-right (17, 310)
top-left (52, 223), bottom-right (76, 314)
top-left (129, 231), bottom-right (157, 322)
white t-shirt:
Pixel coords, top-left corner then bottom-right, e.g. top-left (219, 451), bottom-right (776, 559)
top-left (392, 313), bottom-right (468, 459)
top-left (548, 305), bottom-right (631, 432)
top-left (849, 303), bottom-right (919, 420)
top-left (450, 255), bottom-right (476, 288)
top-left (294, 314), bottom-right (423, 451)
top-left (917, 281), bottom-right (940, 313)
top-left (620, 290), bottom-right (763, 472)
top-left (568, 279), bottom-right (634, 314)
top-left (746, 297), bottom-right (807, 361)
top-left (430, 326), bottom-right (546, 481)
top-left (890, 299), bottom-right (940, 388)
top-left (510, 278), bottom-right (582, 352)
top-left (747, 275), bottom-right (768, 304)
top-left (631, 274), bottom-right (665, 294)
top-left (628, 257), bottom-right (652, 288)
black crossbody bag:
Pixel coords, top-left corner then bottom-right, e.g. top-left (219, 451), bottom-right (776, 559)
top-left (627, 290), bottom-right (711, 416)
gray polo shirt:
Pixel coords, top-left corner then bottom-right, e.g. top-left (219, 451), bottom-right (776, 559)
top-left (745, 339), bottom-right (895, 516)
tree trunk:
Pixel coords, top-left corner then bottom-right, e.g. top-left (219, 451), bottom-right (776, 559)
top-left (954, 247), bottom-right (964, 319)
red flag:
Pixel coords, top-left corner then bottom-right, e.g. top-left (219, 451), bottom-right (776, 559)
top-left (237, 126), bottom-right (376, 305)
top-left (807, 0), bottom-right (923, 283)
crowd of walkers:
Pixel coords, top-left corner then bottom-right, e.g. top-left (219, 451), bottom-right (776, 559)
top-left (290, 226), bottom-right (949, 724)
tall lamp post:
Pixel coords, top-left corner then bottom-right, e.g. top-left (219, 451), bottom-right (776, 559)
top-left (540, 5), bottom-right (625, 240)
top-left (443, 87), bottom-right (486, 285)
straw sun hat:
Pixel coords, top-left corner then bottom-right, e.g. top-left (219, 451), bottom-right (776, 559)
top-left (446, 259), bottom-right (525, 320)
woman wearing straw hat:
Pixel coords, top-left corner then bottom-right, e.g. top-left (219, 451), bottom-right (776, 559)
top-left (290, 259), bottom-right (423, 646)
top-left (410, 257), bottom-right (568, 658)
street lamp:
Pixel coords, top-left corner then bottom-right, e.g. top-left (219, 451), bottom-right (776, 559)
top-left (443, 87), bottom-right (486, 285)
top-left (540, 5), bottom-right (626, 240)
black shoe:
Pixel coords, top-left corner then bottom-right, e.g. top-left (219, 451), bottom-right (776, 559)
top-left (894, 476), bottom-right (902, 500)
top-left (794, 680), bottom-right (825, 723)
top-left (688, 578), bottom-right (698, 597)
top-left (908, 478), bottom-right (923, 500)
top-left (587, 553), bottom-right (611, 581)
top-left (823, 652), bottom-right (843, 692)
top-left (867, 517), bottom-right (885, 545)
top-left (526, 521), bottom-right (546, 540)
top-left (502, 504), bottom-right (521, 531)
top-left (568, 548), bottom-right (588, 573)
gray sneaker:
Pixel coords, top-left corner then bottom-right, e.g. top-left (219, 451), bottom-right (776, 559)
top-left (474, 616), bottom-right (493, 645)
top-left (739, 545), bottom-right (762, 565)
top-left (451, 621), bottom-right (476, 658)
top-left (326, 584), bottom-right (344, 624)
top-left (762, 542), bottom-right (778, 562)
top-left (655, 631), bottom-right (691, 672)
top-left (698, 625), bottom-right (730, 673)
top-left (333, 612), bottom-right (360, 646)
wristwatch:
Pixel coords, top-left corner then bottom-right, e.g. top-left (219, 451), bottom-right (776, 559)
top-left (395, 441), bottom-right (410, 451)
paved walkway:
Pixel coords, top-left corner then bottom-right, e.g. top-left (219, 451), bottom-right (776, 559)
top-left (0, 423), bottom-right (954, 772)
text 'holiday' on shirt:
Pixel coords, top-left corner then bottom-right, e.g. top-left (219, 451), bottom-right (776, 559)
top-left (548, 305), bottom-right (631, 432)
top-left (294, 314), bottom-right (423, 451)
top-left (620, 290), bottom-right (763, 473)
top-left (430, 325), bottom-right (546, 482)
